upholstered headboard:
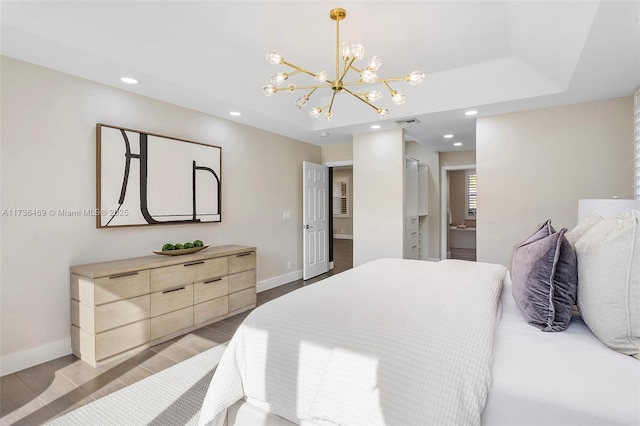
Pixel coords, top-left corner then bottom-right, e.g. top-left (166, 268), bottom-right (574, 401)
top-left (577, 199), bottom-right (640, 222)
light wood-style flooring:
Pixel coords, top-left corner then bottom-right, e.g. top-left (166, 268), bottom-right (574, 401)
top-left (0, 239), bottom-right (353, 426)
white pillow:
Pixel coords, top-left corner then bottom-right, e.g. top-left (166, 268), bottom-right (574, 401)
top-left (566, 210), bottom-right (640, 359)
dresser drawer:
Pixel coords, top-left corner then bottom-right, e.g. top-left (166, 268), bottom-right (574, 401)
top-left (72, 270), bottom-right (150, 305)
top-left (150, 306), bottom-right (194, 340)
top-left (229, 287), bottom-right (257, 313)
top-left (150, 257), bottom-right (228, 292)
top-left (228, 269), bottom-right (256, 293)
top-left (72, 295), bottom-right (150, 333)
top-left (93, 320), bottom-right (150, 361)
top-left (229, 251), bottom-right (256, 274)
top-left (194, 276), bottom-right (228, 305)
top-left (194, 296), bottom-right (229, 325)
top-left (150, 284), bottom-right (193, 317)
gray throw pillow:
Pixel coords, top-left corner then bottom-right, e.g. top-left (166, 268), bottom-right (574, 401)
top-left (510, 220), bottom-right (578, 332)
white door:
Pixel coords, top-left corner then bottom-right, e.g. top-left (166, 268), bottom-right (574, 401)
top-left (303, 161), bottom-right (329, 280)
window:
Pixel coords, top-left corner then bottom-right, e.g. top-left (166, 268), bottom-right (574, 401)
top-left (333, 177), bottom-right (349, 217)
top-left (465, 169), bottom-right (477, 220)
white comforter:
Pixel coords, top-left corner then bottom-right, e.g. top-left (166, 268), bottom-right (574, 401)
top-left (199, 259), bottom-right (507, 426)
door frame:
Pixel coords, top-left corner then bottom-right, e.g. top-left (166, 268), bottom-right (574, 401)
top-left (440, 164), bottom-right (476, 260)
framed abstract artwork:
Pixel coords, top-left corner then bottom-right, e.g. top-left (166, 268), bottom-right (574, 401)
top-left (96, 123), bottom-right (222, 228)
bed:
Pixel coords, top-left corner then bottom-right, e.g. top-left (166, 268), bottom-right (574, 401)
top-left (198, 257), bottom-right (640, 426)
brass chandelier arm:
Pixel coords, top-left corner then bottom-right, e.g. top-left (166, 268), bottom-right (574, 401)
top-left (376, 76), bottom-right (409, 83)
top-left (327, 89), bottom-right (339, 115)
top-left (335, 18), bottom-right (341, 81)
top-left (341, 57), bottom-right (350, 77)
top-left (338, 57), bottom-right (357, 86)
top-left (273, 84), bottom-right (332, 93)
top-left (305, 87), bottom-right (319, 98)
top-left (342, 87), bottom-right (381, 112)
top-left (280, 59), bottom-right (318, 78)
top-left (343, 77), bottom-right (409, 86)
top-left (341, 81), bottom-right (378, 87)
top-left (383, 81), bottom-right (399, 96)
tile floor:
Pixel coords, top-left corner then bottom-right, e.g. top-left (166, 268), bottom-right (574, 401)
top-left (0, 239), bottom-right (352, 425)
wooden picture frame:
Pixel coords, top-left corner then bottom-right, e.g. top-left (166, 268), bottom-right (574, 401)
top-left (96, 123), bottom-right (222, 228)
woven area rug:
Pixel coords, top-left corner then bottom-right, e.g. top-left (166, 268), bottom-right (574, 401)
top-left (47, 344), bottom-right (227, 426)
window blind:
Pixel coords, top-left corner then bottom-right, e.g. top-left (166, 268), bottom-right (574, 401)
top-left (332, 178), bottom-right (349, 217)
top-left (466, 171), bottom-right (477, 218)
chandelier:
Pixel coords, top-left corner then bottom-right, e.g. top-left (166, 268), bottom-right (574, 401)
top-left (262, 8), bottom-right (425, 121)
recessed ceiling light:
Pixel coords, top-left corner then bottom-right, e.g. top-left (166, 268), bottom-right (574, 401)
top-left (453, 142), bottom-right (463, 146)
top-left (444, 134), bottom-right (453, 139)
top-left (229, 111), bottom-right (242, 116)
top-left (120, 77), bottom-right (138, 85)
top-left (465, 110), bottom-right (478, 116)
top-left (320, 132), bottom-right (330, 137)
top-left (371, 124), bottom-right (381, 129)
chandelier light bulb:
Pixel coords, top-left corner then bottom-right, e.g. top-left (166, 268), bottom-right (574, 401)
top-left (309, 107), bottom-right (322, 118)
top-left (406, 71), bottom-right (426, 85)
top-left (295, 96), bottom-right (308, 109)
top-left (271, 73), bottom-right (287, 85)
top-left (262, 85), bottom-right (277, 96)
top-left (341, 41), bottom-right (354, 58)
top-left (266, 50), bottom-right (283, 65)
top-left (365, 90), bottom-right (382, 102)
top-left (325, 111), bottom-right (333, 121)
top-left (377, 108), bottom-right (389, 117)
top-left (353, 43), bottom-right (365, 60)
top-left (361, 69), bottom-right (377, 83)
top-left (391, 91), bottom-right (406, 105)
top-left (315, 70), bottom-right (328, 83)
top-left (368, 55), bottom-right (382, 71)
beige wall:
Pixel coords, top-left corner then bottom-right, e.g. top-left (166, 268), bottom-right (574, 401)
top-left (321, 142), bottom-right (353, 163)
top-left (0, 56), bottom-right (321, 374)
top-left (440, 150), bottom-right (476, 167)
top-left (332, 168), bottom-right (353, 237)
top-left (477, 97), bottom-right (634, 266)
top-left (353, 129), bottom-right (405, 266)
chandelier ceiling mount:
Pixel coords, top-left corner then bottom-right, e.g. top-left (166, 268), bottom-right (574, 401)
top-left (262, 8), bottom-right (425, 121)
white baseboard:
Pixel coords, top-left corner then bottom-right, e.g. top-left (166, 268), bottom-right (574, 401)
top-left (257, 269), bottom-right (303, 293)
top-left (1, 337), bottom-right (71, 376)
top-left (333, 234), bottom-right (353, 240)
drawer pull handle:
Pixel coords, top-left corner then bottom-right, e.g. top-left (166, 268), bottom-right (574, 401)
top-left (109, 272), bottom-right (139, 279)
top-left (204, 278), bottom-right (222, 284)
top-left (184, 261), bottom-right (205, 267)
top-left (162, 286), bottom-right (186, 294)
top-left (236, 252), bottom-right (253, 257)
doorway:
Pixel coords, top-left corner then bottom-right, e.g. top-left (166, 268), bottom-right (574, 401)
top-left (326, 161), bottom-right (354, 274)
top-left (441, 165), bottom-right (477, 261)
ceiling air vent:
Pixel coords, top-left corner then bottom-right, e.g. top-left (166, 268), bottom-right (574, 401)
top-left (395, 118), bottom-right (421, 126)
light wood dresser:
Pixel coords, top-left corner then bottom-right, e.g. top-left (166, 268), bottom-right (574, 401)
top-left (70, 245), bottom-right (256, 367)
